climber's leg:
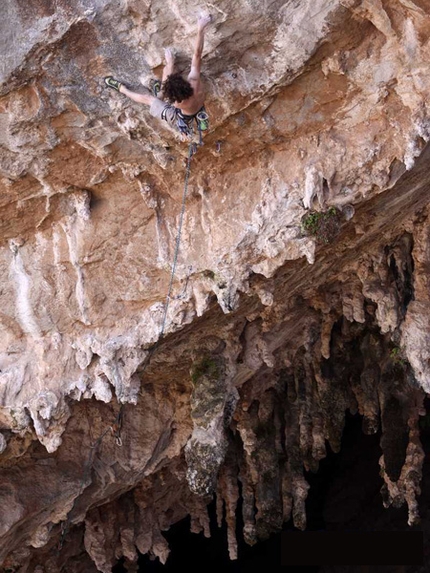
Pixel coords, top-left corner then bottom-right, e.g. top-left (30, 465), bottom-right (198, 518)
top-left (119, 84), bottom-right (155, 106)
top-left (105, 76), bottom-right (155, 106)
top-left (104, 75), bottom-right (177, 129)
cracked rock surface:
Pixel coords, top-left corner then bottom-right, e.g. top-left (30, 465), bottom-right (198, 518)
top-left (1, 0), bottom-right (430, 571)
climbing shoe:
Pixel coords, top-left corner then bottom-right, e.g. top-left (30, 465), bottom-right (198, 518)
top-left (104, 76), bottom-right (123, 92)
top-left (151, 79), bottom-right (162, 97)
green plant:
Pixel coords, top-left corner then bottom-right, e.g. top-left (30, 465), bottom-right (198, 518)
top-left (301, 207), bottom-right (340, 244)
top-left (390, 347), bottom-right (406, 366)
top-left (191, 356), bottom-right (219, 384)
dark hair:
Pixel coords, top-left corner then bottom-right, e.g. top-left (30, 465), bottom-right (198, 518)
top-left (162, 73), bottom-right (194, 103)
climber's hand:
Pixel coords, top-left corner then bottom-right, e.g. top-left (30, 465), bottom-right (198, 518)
top-left (165, 48), bottom-right (174, 65)
top-left (198, 14), bottom-right (212, 31)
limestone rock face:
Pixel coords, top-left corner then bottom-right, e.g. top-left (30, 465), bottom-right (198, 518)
top-left (1, 0), bottom-right (430, 570)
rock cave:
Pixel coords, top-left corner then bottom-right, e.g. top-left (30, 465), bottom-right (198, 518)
top-left (0, 1), bottom-right (429, 572)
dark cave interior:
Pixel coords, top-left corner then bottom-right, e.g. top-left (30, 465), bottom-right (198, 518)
top-left (112, 403), bottom-right (429, 573)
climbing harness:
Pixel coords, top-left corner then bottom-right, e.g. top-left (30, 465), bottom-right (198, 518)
top-left (174, 106), bottom-right (209, 144)
top-left (57, 138), bottom-right (200, 552)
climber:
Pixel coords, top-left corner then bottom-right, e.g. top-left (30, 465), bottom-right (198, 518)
top-left (104, 14), bottom-right (212, 139)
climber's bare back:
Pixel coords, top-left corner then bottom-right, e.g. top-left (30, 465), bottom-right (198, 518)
top-left (175, 76), bottom-right (205, 115)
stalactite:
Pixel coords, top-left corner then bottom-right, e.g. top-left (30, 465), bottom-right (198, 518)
top-left (150, 529), bottom-right (170, 565)
top-left (119, 496), bottom-right (138, 566)
top-left (84, 507), bottom-right (118, 573)
top-left (216, 491), bottom-right (224, 530)
top-left (320, 313), bottom-right (337, 359)
top-left (237, 444), bottom-right (257, 546)
top-left (189, 496), bottom-right (211, 538)
top-left (356, 332), bottom-right (381, 435)
top-left (380, 389), bottom-right (426, 527)
top-left (217, 448), bottom-right (240, 560)
top-left (402, 215), bottom-right (430, 393)
top-left (341, 281), bottom-right (366, 324)
top-left (284, 369), bottom-right (309, 531)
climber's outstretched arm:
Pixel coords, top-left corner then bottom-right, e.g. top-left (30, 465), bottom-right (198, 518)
top-left (158, 48), bottom-right (176, 100)
top-left (188, 14), bottom-right (212, 81)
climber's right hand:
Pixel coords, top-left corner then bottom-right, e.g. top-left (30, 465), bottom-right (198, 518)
top-left (164, 48), bottom-right (174, 64)
top-left (198, 14), bottom-right (212, 31)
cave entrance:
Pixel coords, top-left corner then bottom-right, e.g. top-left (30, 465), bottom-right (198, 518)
top-left (112, 407), bottom-right (429, 573)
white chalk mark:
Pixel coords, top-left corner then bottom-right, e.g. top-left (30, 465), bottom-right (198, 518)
top-left (61, 219), bottom-right (91, 326)
top-left (59, 195), bottom-right (91, 325)
top-left (9, 244), bottom-right (41, 338)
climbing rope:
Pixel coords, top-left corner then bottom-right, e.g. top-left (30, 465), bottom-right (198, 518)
top-left (57, 141), bottom-right (196, 551)
top-left (158, 142), bottom-right (194, 341)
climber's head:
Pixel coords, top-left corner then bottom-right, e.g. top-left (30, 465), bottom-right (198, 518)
top-left (162, 73), bottom-right (194, 103)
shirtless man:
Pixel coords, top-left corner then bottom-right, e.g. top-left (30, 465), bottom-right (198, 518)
top-left (104, 14), bottom-right (212, 138)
